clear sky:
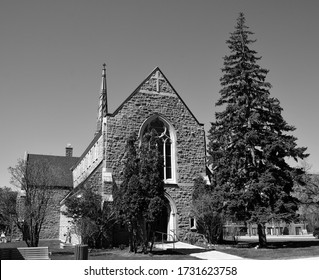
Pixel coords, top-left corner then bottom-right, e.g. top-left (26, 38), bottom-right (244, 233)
top-left (1, 0), bottom-right (318, 189)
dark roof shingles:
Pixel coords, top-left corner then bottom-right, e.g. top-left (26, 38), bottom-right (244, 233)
top-left (27, 154), bottom-right (79, 187)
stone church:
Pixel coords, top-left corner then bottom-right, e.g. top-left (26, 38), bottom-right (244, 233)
top-left (24, 65), bottom-right (208, 243)
top-left (59, 64), bottom-right (207, 243)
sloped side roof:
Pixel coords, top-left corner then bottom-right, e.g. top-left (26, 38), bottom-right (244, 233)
top-left (27, 154), bottom-right (80, 187)
top-left (73, 131), bottom-right (102, 168)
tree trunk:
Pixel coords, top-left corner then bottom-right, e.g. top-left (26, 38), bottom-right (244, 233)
top-left (257, 223), bottom-right (267, 248)
top-left (149, 233), bottom-right (155, 252)
top-left (129, 227), bottom-right (134, 252)
top-left (132, 227), bottom-right (138, 253)
top-left (142, 221), bottom-right (148, 254)
top-left (147, 224), bottom-right (155, 252)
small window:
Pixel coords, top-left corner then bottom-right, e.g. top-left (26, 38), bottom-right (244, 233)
top-left (190, 217), bottom-right (195, 228)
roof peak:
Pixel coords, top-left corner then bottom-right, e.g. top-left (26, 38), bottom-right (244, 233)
top-left (28, 153), bottom-right (79, 159)
top-left (148, 66), bottom-right (163, 75)
top-left (109, 66), bottom-right (204, 125)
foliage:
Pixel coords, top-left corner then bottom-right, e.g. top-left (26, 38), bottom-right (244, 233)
top-left (208, 13), bottom-right (308, 247)
top-left (139, 129), bottom-right (166, 232)
top-left (0, 187), bottom-right (18, 234)
top-left (63, 187), bottom-right (115, 248)
top-left (192, 176), bottom-right (224, 244)
top-left (8, 159), bottom-right (57, 247)
top-left (114, 131), bottom-right (165, 253)
top-left (293, 162), bottom-right (319, 231)
top-left (114, 133), bottom-right (141, 252)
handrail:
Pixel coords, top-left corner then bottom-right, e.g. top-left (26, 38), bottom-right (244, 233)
top-left (170, 229), bottom-right (178, 241)
top-left (154, 230), bottom-right (177, 249)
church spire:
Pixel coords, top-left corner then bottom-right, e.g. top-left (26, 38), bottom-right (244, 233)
top-left (96, 63), bottom-right (108, 135)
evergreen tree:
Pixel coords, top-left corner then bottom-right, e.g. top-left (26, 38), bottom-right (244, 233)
top-left (208, 13), bottom-right (308, 247)
top-left (114, 131), bottom-right (165, 253)
top-left (139, 129), bottom-right (165, 252)
top-left (114, 133), bottom-right (141, 252)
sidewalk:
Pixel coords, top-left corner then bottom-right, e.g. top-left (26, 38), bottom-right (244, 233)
top-left (190, 249), bottom-right (244, 260)
top-left (154, 241), bottom-right (244, 260)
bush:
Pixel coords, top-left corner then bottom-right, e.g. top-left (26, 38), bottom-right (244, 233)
top-left (313, 228), bottom-right (319, 238)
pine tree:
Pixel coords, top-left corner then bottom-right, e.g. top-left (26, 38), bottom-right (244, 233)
top-left (208, 13), bottom-right (308, 247)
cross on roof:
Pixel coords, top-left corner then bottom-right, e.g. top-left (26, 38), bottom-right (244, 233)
top-left (153, 70), bottom-right (165, 92)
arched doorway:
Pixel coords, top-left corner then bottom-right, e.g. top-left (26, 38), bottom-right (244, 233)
top-left (153, 193), bottom-right (177, 241)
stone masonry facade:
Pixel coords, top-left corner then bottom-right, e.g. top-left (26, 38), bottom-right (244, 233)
top-left (68, 67), bottom-right (207, 241)
top-left (105, 91), bottom-right (206, 182)
top-left (40, 187), bottom-right (71, 239)
top-left (104, 68), bottom-right (207, 239)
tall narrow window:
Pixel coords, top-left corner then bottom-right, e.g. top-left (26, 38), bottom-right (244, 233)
top-left (142, 117), bottom-right (174, 181)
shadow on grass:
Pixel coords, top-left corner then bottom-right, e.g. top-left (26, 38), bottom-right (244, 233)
top-left (4, 238), bottom-right (319, 260)
top-left (150, 249), bottom-right (184, 255)
top-left (230, 240), bottom-right (319, 249)
top-left (49, 245), bottom-right (202, 260)
top-left (266, 240), bottom-right (319, 249)
top-left (212, 239), bottom-right (319, 259)
top-left (51, 248), bottom-right (200, 260)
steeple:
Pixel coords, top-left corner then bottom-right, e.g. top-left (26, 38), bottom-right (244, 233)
top-left (96, 63), bottom-right (108, 135)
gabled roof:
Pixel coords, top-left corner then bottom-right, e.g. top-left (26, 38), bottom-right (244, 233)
top-left (109, 67), bottom-right (204, 126)
top-left (26, 154), bottom-right (79, 188)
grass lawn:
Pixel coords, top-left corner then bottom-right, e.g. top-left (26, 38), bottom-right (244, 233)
top-left (52, 248), bottom-right (199, 260)
top-left (2, 238), bottom-right (319, 260)
top-left (0, 240), bottom-right (199, 260)
top-left (215, 238), bottom-right (319, 259)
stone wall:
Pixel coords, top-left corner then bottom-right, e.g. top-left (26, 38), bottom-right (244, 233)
top-left (166, 184), bottom-right (195, 239)
top-left (65, 69), bottom-right (207, 241)
top-left (40, 187), bottom-right (71, 239)
top-left (59, 204), bottom-right (81, 244)
top-left (104, 73), bottom-right (206, 239)
top-left (58, 164), bottom-right (104, 244)
top-left (82, 163), bottom-right (104, 194)
top-left (106, 91), bottom-right (206, 183)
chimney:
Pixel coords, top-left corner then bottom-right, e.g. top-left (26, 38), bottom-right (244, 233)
top-left (65, 144), bottom-right (73, 157)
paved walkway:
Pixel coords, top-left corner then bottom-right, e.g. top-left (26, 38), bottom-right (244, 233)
top-left (154, 241), bottom-right (244, 260)
top-left (190, 250), bottom-right (244, 260)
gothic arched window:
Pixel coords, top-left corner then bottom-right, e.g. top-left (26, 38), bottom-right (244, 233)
top-left (141, 116), bottom-right (176, 183)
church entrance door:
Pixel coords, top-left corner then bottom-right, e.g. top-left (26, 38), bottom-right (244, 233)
top-left (153, 200), bottom-right (170, 241)
top-left (153, 194), bottom-right (177, 242)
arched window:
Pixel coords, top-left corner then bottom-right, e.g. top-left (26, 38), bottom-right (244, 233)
top-left (140, 116), bottom-right (176, 183)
